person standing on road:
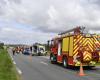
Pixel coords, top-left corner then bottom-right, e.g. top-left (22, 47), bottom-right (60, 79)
top-left (12, 48), bottom-right (15, 55)
top-left (30, 46), bottom-right (33, 55)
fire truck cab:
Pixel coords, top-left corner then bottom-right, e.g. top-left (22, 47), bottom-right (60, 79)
top-left (50, 27), bottom-right (100, 67)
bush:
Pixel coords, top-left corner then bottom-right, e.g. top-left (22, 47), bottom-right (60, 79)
top-left (0, 43), bottom-right (4, 49)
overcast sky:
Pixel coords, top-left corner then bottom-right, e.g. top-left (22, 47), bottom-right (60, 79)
top-left (0, 0), bottom-right (100, 44)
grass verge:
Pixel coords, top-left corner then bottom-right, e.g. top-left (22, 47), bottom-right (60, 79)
top-left (96, 62), bottom-right (100, 66)
top-left (0, 49), bottom-right (20, 80)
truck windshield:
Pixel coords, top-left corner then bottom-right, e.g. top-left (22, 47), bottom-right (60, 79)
top-left (40, 48), bottom-right (44, 51)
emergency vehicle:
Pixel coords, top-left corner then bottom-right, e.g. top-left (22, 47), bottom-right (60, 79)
top-left (50, 27), bottom-right (100, 67)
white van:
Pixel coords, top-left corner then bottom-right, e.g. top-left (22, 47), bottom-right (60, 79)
top-left (32, 44), bottom-right (46, 56)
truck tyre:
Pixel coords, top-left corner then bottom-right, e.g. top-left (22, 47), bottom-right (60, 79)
top-left (32, 54), bottom-right (34, 56)
top-left (38, 52), bottom-right (41, 56)
top-left (63, 57), bottom-right (68, 68)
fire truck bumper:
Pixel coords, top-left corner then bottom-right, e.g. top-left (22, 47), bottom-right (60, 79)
top-left (74, 61), bottom-right (96, 66)
top-left (89, 61), bottom-right (96, 66)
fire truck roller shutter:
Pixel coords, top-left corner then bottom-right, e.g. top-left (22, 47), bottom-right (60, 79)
top-left (69, 36), bottom-right (73, 56)
top-left (67, 36), bottom-right (74, 65)
top-left (62, 37), bottom-right (69, 66)
top-left (62, 37), bottom-right (69, 53)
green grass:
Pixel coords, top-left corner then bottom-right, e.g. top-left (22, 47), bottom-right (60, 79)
top-left (0, 49), bottom-right (20, 80)
top-left (96, 62), bottom-right (100, 66)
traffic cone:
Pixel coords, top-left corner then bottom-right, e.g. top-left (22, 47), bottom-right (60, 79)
top-left (78, 63), bottom-right (86, 76)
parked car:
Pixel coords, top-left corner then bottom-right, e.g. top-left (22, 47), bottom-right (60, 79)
top-left (23, 48), bottom-right (31, 55)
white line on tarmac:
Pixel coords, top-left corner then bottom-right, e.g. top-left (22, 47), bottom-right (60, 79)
top-left (17, 67), bottom-right (22, 75)
top-left (10, 55), bottom-right (13, 61)
top-left (8, 52), bottom-right (14, 61)
top-left (13, 61), bottom-right (16, 64)
top-left (8, 50), bottom-right (22, 75)
top-left (40, 56), bottom-right (49, 59)
top-left (11, 57), bottom-right (22, 75)
top-left (40, 61), bottom-right (48, 65)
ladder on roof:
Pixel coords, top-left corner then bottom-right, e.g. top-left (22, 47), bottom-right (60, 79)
top-left (58, 26), bottom-right (85, 35)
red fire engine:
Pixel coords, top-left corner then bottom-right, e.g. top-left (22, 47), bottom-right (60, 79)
top-left (50, 27), bottom-right (100, 67)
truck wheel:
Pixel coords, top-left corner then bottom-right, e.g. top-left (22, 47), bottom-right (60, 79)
top-left (32, 54), bottom-right (34, 56)
top-left (38, 52), bottom-right (41, 56)
top-left (63, 57), bottom-right (68, 68)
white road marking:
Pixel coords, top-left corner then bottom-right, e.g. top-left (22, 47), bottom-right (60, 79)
top-left (17, 67), bottom-right (22, 75)
top-left (8, 50), bottom-right (22, 75)
top-left (13, 61), bottom-right (16, 64)
top-left (9, 53), bottom-right (14, 61)
top-left (11, 56), bottom-right (14, 61)
top-left (40, 61), bottom-right (48, 65)
top-left (40, 56), bottom-right (49, 59)
top-left (9, 53), bottom-right (16, 65)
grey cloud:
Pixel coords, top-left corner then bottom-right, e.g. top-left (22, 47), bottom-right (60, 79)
top-left (31, 0), bottom-right (100, 33)
top-left (0, 0), bottom-right (100, 44)
top-left (8, 0), bottom-right (21, 4)
top-left (1, 0), bottom-right (100, 33)
top-left (88, 0), bottom-right (100, 5)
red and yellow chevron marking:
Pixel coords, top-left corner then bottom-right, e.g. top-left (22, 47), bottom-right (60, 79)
top-left (93, 35), bottom-right (100, 49)
top-left (73, 34), bottom-right (94, 61)
top-left (82, 38), bottom-right (93, 61)
top-left (99, 52), bottom-right (100, 62)
top-left (82, 38), bottom-right (94, 52)
top-left (84, 57), bottom-right (91, 61)
top-left (93, 35), bottom-right (98, 41)
top-left (93, 35), bottom-right (100, 62)
top-left (74, 35), bottom-right (83, 46)
top-left (83, 38), bottom-right (93, 49)
top-left (83, 51), bottom-right (92, 61)
top-left (73, 35), bottom-right (83, 57)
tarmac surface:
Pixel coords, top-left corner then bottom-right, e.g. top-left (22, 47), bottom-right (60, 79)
top-left (8, 49), bottom-right (100, 80)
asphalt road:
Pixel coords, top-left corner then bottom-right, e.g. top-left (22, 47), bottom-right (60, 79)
top-left (8, 49), bottom-right (100, 80)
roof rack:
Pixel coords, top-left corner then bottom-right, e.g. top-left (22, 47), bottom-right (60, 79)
top-left (58, 26), bottom-right (85, 35)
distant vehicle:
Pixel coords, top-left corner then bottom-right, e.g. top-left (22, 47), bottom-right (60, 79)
top-left (23, 48), bottom-right (31, 55)
top-left (32, 43), bottom-right (46, 56)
